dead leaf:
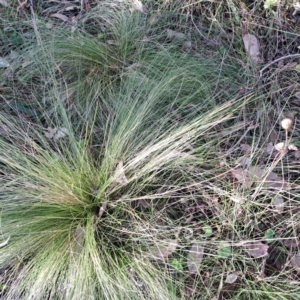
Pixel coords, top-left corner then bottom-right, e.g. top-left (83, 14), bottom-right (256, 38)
top-left (0, 236), bottom-right (10, 248)
top-left (137, 199), bottom-right (149, 208)
top-left (265, 142), bottom-right (274, 155)
top-left (284, 239), bottom-right (299, 249)
top-left (220, 121), bottom-right (247, 136)
top-left (107, 40), bottom-right (120, 46)
top-left (232, 166), bottom-right (287, 190)
top-left (114, 161), bottom-right (128, 184)
top-left (167, 29), bottom-right (186, 40)
top-left (236, 156), bottom-right (251, 166)
top-left (240, 144), bottom-right (252, 152)
top-left (125, 62), bottom-right (141, 70)
top-left (295, 91), bottom-right (300, 99)
top-left (291, 252), bottom-right (300, 273)
top-left (44, 127), bottom-right (57, 139)
top-left (231, 168), bottom-right (252, 188)
top-left (98, 203), bottom-right (107, 218)
top-left (282, 62), bottom-right (298, 70)
top-left (53, 127), bottom-right (68, 140)
top-left (242, 34), bottom-right (261, 63)
top-left (148, 12), bottom-right (161, 26)
top-left (225, 272), bottom-right (239, 284)
top-left (182, 41), bottom-right (192, 52)
top-left (64, 5), bottom-right (80, 11)
top-left (130, 0), bottom-right (148, 13)
top-left (265, 171), bottom-right (287, 190)
top-left (146, 240), bottom-right (178, 260)
top-left (51, 13), bottom-right (70, 22)
top-left (294, 150), bottom-right (300, 159)
top-left (269, 130), bottom-right (278, 144)
top-left (244, 241), bottom-right (269, 258)
top-left (187, 242), bottom-right (204, 274)
top-left (272, 196), bottom-right (284, 213)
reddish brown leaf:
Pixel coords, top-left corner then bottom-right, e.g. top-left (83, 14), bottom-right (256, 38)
top-left (244, 241), bottom-right (269, 258)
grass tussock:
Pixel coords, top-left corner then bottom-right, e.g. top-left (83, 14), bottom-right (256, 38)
top-left (1, 1), bottom-right (300, 299)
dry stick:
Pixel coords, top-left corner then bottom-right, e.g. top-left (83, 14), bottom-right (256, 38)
top-left (258, 54), bottom-right (300, 79)
top-left (246, 54), bottom-right (300, 90)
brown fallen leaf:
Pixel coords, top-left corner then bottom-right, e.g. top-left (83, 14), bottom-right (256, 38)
top-left (291, 252), bottom-right (300, 274)
top-left (51, 13), bottom-right (70, 22)
top-left (148, 12), bottom-right (161, 26)
top-left (269, 130), bottom-right (278, 144)
top-left (225, 272), bottom-right (239, 284)
top-left (265, 171), bottom-right (288, 190)
top-left (146, 240), bottom-right (178, 260)
top-left (220, 121), bottom-right (247, 136)
top-left (130, 0), bottom-right (148, 13)
top-left (272, 196), bottom-right (284, 213)
top-left (182, 41), bottom-right (192, 52)
top-left (284, 239), bottom-right (299, 249)
top-left (242, 34), bottom-right (261, 63)
top-left (231, 168), bottom-right (251, 188)
top-left (167, 29), bottom-right (186, 40)
top-left (294, 150), bottom-right (300, 159)
top-left (187, 242), bottom-right (204, 274)
top-left (232, 166), bottom-right (287, 190)
top-left (265, 142), bottom-right (274, 155)
top-left (44, 127), bottom-right (57, 139)
top-left (235, 156), bottom-right (251, 166)
top-left (231, 167), bottom-right (262, 188)
top-left (240, 144), bottom-right (252, 152)
top-left (244, 241), bottom-right (269, 258)
top-left (107, 40), bottom-right (120, 46)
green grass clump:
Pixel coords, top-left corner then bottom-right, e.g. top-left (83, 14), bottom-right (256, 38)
top-left (0, 9), bottom-right (250, 294)
top-left (0, 61), bottom-right (249, 299)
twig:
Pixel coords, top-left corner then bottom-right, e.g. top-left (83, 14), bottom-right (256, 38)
top-left (258, 54), bottom-right (300, 79)
top-left (245, 54), bottom-right (300, 90)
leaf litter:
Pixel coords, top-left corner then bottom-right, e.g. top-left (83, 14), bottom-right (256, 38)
top-left (145, 239), bottom-right (178, 260)
top-left (187, 242), bottom-right (205, 274)
top-left (244, 241), bottom-right (269, 258)
top-left (231, 166), bottom-right (287, 190)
